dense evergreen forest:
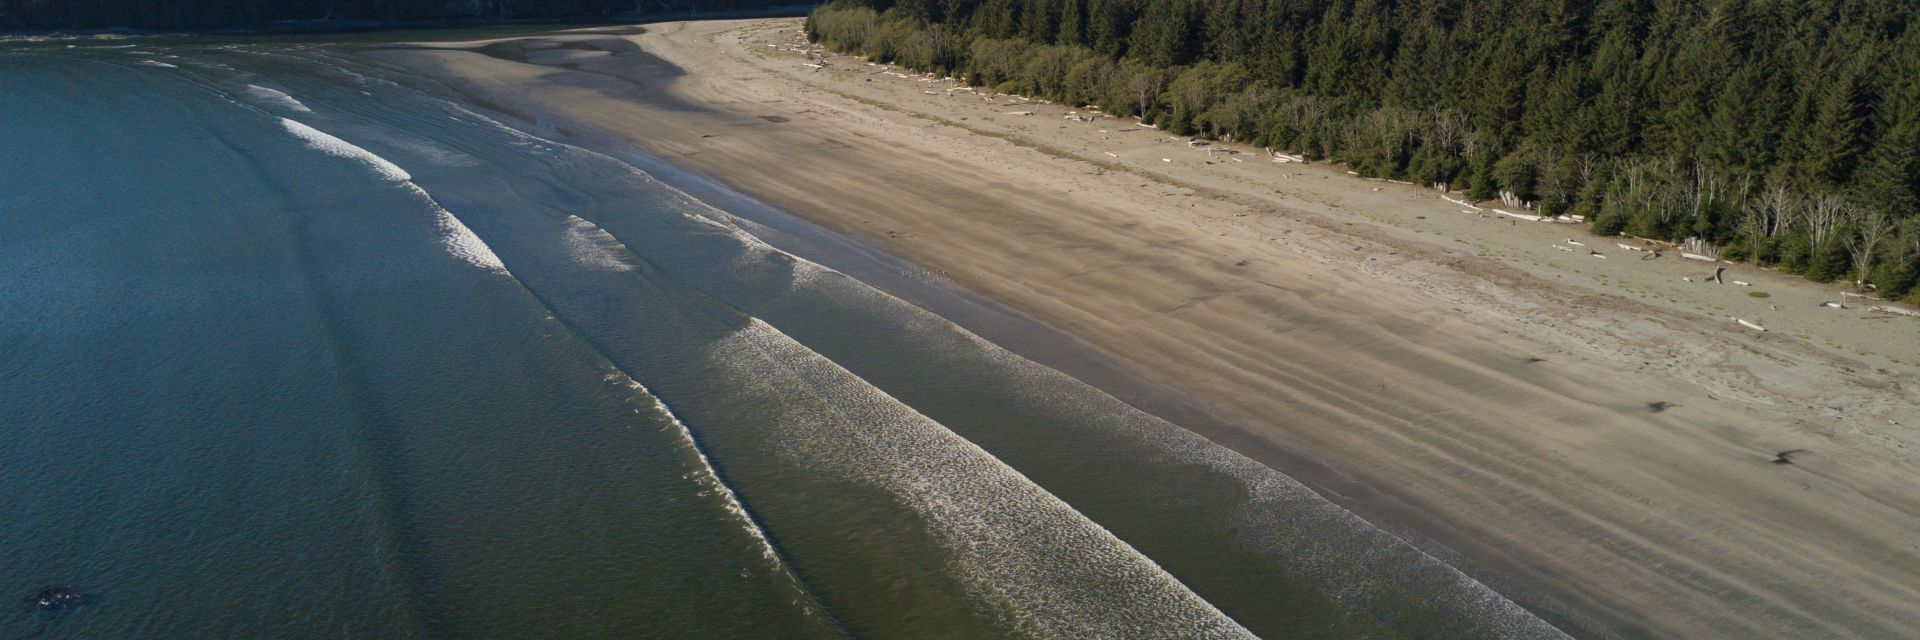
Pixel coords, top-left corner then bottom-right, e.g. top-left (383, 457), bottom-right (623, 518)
top-left (806, 0), bottom-right (1920, 301)
top-left (0, 0), bottom-right (799, 31)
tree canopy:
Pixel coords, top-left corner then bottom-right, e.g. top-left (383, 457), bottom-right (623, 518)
top-left (0, 0), bottom-right (799, 31)
top-left (808, 0), bottom-right (1920, 301)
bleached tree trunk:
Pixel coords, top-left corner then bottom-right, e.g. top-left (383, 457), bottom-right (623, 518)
top-left (1845, 208), bottom-right (1894, 284)
top-left (1426, 108), bottom-right (1463, 156)
top-left (1803, 193), bottom-right (1849, 249)
top-left (1131, 74), bottom-right (1164, 119)
top-left (1683, 164), bottom-right (1725, 231)
top-left (1756, 185), bottom-right (1799, 238)
top-left (1542, 152), bottom-right (1582, 209)
top-left (1575, 152), bottom-right (1599, 188)
top-left (1738, 199), bottom-right (1768, 261)
top-left (1622, 159), bottom-right (1669, 227)
top-left (1748, 184), bottom-right (1788, 259)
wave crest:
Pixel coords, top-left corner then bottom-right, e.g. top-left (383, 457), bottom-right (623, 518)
top-left (713, 318), bottom-right (1254, 638)
top-left (278, 118), bottom-right (504, 274)
top-left (278, 118), bottom-right (410, 182)
top-left (247, 85), bottom-right (312, 113)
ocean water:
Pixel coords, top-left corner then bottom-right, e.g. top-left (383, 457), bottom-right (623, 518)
top-left (0, 37), bottom-right (1569, 639)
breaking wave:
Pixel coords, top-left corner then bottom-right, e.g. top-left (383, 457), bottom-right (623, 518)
top-left (951, 327), bottom-right (1573, 639)
top-left (562, 215), bottom-right (638, 272)
top-left (407, 184), bottom-right (508, 274)
top-left (279, 118), bottom-right (503, 273)
top-left (278, 117), bottom-right (410, 182)
top-left (247, 84), bottom-right (312, 113)
top-left (591, 366), bottom-right (831, 624)
top-left (710, 317), bottom-right (1253, 639)
top-left (353, 90), bottom-right (1562, 636)
top-left (732, 222), bottom-right (1571, 639)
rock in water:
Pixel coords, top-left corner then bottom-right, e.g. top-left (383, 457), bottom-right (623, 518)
top-left (31, 586), bottom-right (82, 612)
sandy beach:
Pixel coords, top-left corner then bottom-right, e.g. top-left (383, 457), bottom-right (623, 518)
top-left (361, 19), bottom-right (1920, 638)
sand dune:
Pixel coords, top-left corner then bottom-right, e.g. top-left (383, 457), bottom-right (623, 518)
top-left (365, 20), bottom-right (1920, 638)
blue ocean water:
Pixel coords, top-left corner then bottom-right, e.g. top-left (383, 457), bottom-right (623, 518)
top-left (0, 38), bottom-right (1567, 639)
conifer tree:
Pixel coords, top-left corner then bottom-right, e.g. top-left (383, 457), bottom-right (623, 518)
top-left (788, 0), bottom-right (1920, 297)
top-left (1057, 0), bottom-right (1084, 45)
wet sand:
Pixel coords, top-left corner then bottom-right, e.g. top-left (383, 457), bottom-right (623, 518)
top-left (362, 19), bottom-right (1920, 639)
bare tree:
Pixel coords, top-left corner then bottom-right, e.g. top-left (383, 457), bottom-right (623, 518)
top-left (1340, 119), bottom-right (1367, 156)
top-left (1537, 151), bottom-right (1577, 208)
top-left (1128, 69), bottom-right (1166, 118)
top-left (1757, 185), bottom-right (1800, 237)
top-left (1084, 59), bottom-right (1119, 102)
top-left (1575, 152), bottom-right (1601, 187)
top-left (1737, 199), bottom-right (1767, 261)
top-left (1620, 158), bottom-right (1677, 229)
top-left (1425, 107), bottom-right (1464, 156)
top-left (1364, 107), bottom-right (1423, 161)
top-left (1802, 193), bottom-right (1849, 249)
top-left (1844, 208), bottom-right (1895, 284)
top-left (1679, 164), bottom-right (1726, 234)
top-left (1292, 97), bottom-right (1328, 132)
top-left (1740, 185), bottom-right (1801, 262)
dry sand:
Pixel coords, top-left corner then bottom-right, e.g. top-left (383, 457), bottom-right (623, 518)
top-left (361, 19), bottom-right (1920, 639)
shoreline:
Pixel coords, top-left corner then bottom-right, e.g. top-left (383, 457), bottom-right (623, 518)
top-left (359, 20), bottom-right (1920, 639)
top-left (0, 5), bottom-right (814, 40)
top-left (507, 111), bottom-right (1602, 636)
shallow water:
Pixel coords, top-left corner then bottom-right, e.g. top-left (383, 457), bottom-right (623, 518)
top-left (0, 37), bottom-right (1566, 639)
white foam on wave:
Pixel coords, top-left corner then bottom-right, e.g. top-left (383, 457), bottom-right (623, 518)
top-left (390, 137), bottom-right (480, 168)
top-left (278, 118), bottom-right (505, 274)
top-left (288, 94), bottom-right (475, 167)
top-left (246, 84), bottom-right (312, 113)
top-left (466, 129), bottom-right (832, 288)
top-left (619, 375), bottom-right (788, 567)
top-left (445, 105), bottom-right (563, 155)
top-left (135, 60), bottom-right (177, 68)
top-left (428, 96), bottom-right (1563, 636)
top-left (948, 326), bottom-right (1574, 639)
top-left (278, 118), bottom-right (410, 182)
top-left (751, 242), bottom-right (1572, 639)
top-left (459, 126), bottom-right (835, 289)
top-left (698, 214), bottom-right (837, 288)
top-left (320, 63), bottom-right (373, 86)
top-left (710, 317), bottom-right (1253, 639)
top-left (562, 215), bottom-right (637, 272)
top-left (406, 184), bottom-right (508, 274)
top-left (582, 366), bottom-right (829, 621)
top-left (602, 151), bottom-right (1567, 634)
